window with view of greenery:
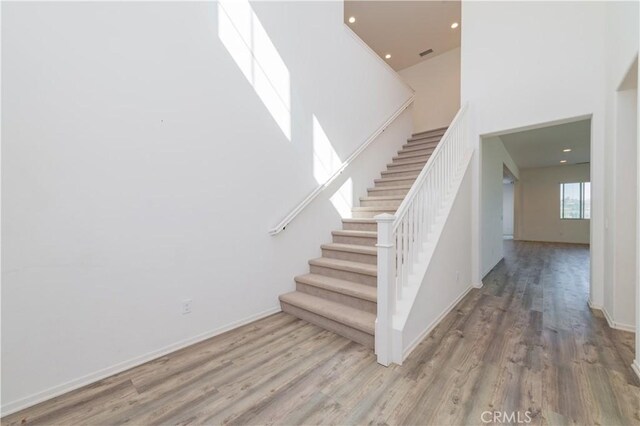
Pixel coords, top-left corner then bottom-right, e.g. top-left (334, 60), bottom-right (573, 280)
top-left (560, 182), bottom-right (590, 219)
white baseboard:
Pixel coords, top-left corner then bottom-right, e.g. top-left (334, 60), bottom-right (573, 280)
top-left (402, 284), bottom-right (473, 361)
top-left (587, 298), bottom-right (603, 310)
top-left (601, 305), bottom-right (636, 332)
top-left (602, 306), bottom-right (615, 327)
top-left (1, 306), bottom-right (282, 416)
top-left (473, 281), bottom-right (484, 289)
top-left (632, 360), bottom-right (640, 381)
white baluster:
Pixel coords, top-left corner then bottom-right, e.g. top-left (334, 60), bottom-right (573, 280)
top-left (402, 218), bottom-right (408, 291)
top-left (410, 206), bottom-right (414, 276)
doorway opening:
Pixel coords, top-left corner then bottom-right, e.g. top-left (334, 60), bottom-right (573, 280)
top-left (480, 117), bottom-right (592, 281)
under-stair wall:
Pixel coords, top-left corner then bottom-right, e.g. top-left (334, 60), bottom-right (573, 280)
top-left (401, 162), bottom-right (473, 358)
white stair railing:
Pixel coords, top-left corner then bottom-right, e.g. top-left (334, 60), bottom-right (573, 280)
top-left (375, 104), bottom-right (469, 366)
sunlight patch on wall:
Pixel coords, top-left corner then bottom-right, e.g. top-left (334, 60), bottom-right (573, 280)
top-left (312, 115), bottom-right (342, 184)
top-left (330, 178), bottom-right (353, 218)
top-left (218, 0), bottom-right (291, 140)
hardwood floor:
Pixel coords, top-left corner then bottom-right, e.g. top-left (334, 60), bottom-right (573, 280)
top-left (3, 241), bottom-right (639, 425)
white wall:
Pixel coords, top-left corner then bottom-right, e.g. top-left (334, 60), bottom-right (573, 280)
top-left (503, 183), bottom-right (514, 236)
top-left (402, 160), bottom-right (472, 356)
top-left (1, 1), bottom-right (413, 413)
top-left (610, 88), bottom-right (637, 330)
top-left (463, 0), bottom-right (639, 357)
top-left (637, 2), bottom-right (640, 375)
top-left (603, 2), bottom-right (639, 334)
top-left (398, 48), bottom-right (460, 133)
top-left (637, 1), bottom-right (640, 370)
top-left (461, 1), bottom-right (607, 296)
top-left (517, 164), bottom-right (590, 245)
top-left (480, 137), bottom-right (519, 277)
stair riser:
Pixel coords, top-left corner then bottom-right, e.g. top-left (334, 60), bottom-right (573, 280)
top-left (408, 136), bottom-right (443, 145)
top-left (310, 265), bottom-right (376, 286)
top-left (374, 177), bottom-right (418, 187)
top-left (280, 302), bottom-right (374, 348)
top-left (388, 158), bottom-right (428, 168)
top-left (412, 127), bottom-right (446, 137)
top-left (333, 234), bottom-right (377, 247)
top-left (296, 283), bottom-right (376, 314)
top-left (395, 152), bottom-right (433, 162)
top-left (386, 165), bottom-right (424, 173)
top-left (321, 247), bottom-right (377, 265)
top-left (382, 168), bottom-right (422, 178)
top-left (360, 199), bottom-right (402, 207)
top-left (392, 154), bottom-right (429, 162)
top-left (342, 221), bottom-right (377, 232)
top-left (408, 133), bottom-right (445, 142)
top-left (368, 188), bottom-right (409, 196)
top-left (396, 149), bottom-right (434, 159)
top-left (352, 210), bottom-right (395, 219)
top-left (403, 141), bottom-right (439, 151)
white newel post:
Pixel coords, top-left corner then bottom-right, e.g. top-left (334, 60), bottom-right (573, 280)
top-left (375, 213), bottom-right (396, 366)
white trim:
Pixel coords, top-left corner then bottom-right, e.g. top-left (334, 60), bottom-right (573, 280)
top-left (603, 305), bottom-right (617, 330)
top-left (402, 285), bottom-right (474, 361)
top-left (268, 95), bottom-right (414, 235)
top-left (609, 318), bottom-right (636, 333)
top-left (0, 306), bottom-right (281, 416)
top-left (473, 281), bottom-right (484, 289)
top-left (599, 305), bottom-right (636, 332)
top-left (632, 360), bottom-right (640, 381)
top-left (480, 114), bottom-right (593, 140)
top-left (587, 298), bottom-right (603, 310)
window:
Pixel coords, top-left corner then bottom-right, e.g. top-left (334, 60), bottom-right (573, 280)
top-left (560, 182), bottom-right (590, 219)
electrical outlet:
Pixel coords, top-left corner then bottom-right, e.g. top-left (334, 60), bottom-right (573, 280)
top-left (182, 299), bottom-right (192, 315)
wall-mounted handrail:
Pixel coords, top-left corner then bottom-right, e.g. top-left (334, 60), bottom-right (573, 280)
top-left (375, 103), bottom-right (470, 366)
top-left (268, 95), bottom-right (414, 235)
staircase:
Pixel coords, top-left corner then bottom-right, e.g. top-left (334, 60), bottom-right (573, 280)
top-left (279, 126), bottom-right (448, 348)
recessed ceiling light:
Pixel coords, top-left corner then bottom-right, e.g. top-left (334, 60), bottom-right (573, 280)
top-left (451, 22), bottom-right (459, 29)
top-left (385, 54), bottom-right (391, 59)
top-left (560, 160), bottom-right (567, 163)
top-left (348, 16), bottom-right (356, 24)
top-left (563, 148), bottom-right (572, 152)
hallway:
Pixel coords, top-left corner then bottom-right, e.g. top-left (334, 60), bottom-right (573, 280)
top-left (3, 241), bottom-right (639, 425)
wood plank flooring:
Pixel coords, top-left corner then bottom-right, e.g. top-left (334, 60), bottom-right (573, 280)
top-left (3, 241), bottom-right (639, 425)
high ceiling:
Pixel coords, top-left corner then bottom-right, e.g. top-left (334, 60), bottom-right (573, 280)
top-left (344, 1), bottom-right (461, 71)
top-left (500, 119), bottom-right (591, 169)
